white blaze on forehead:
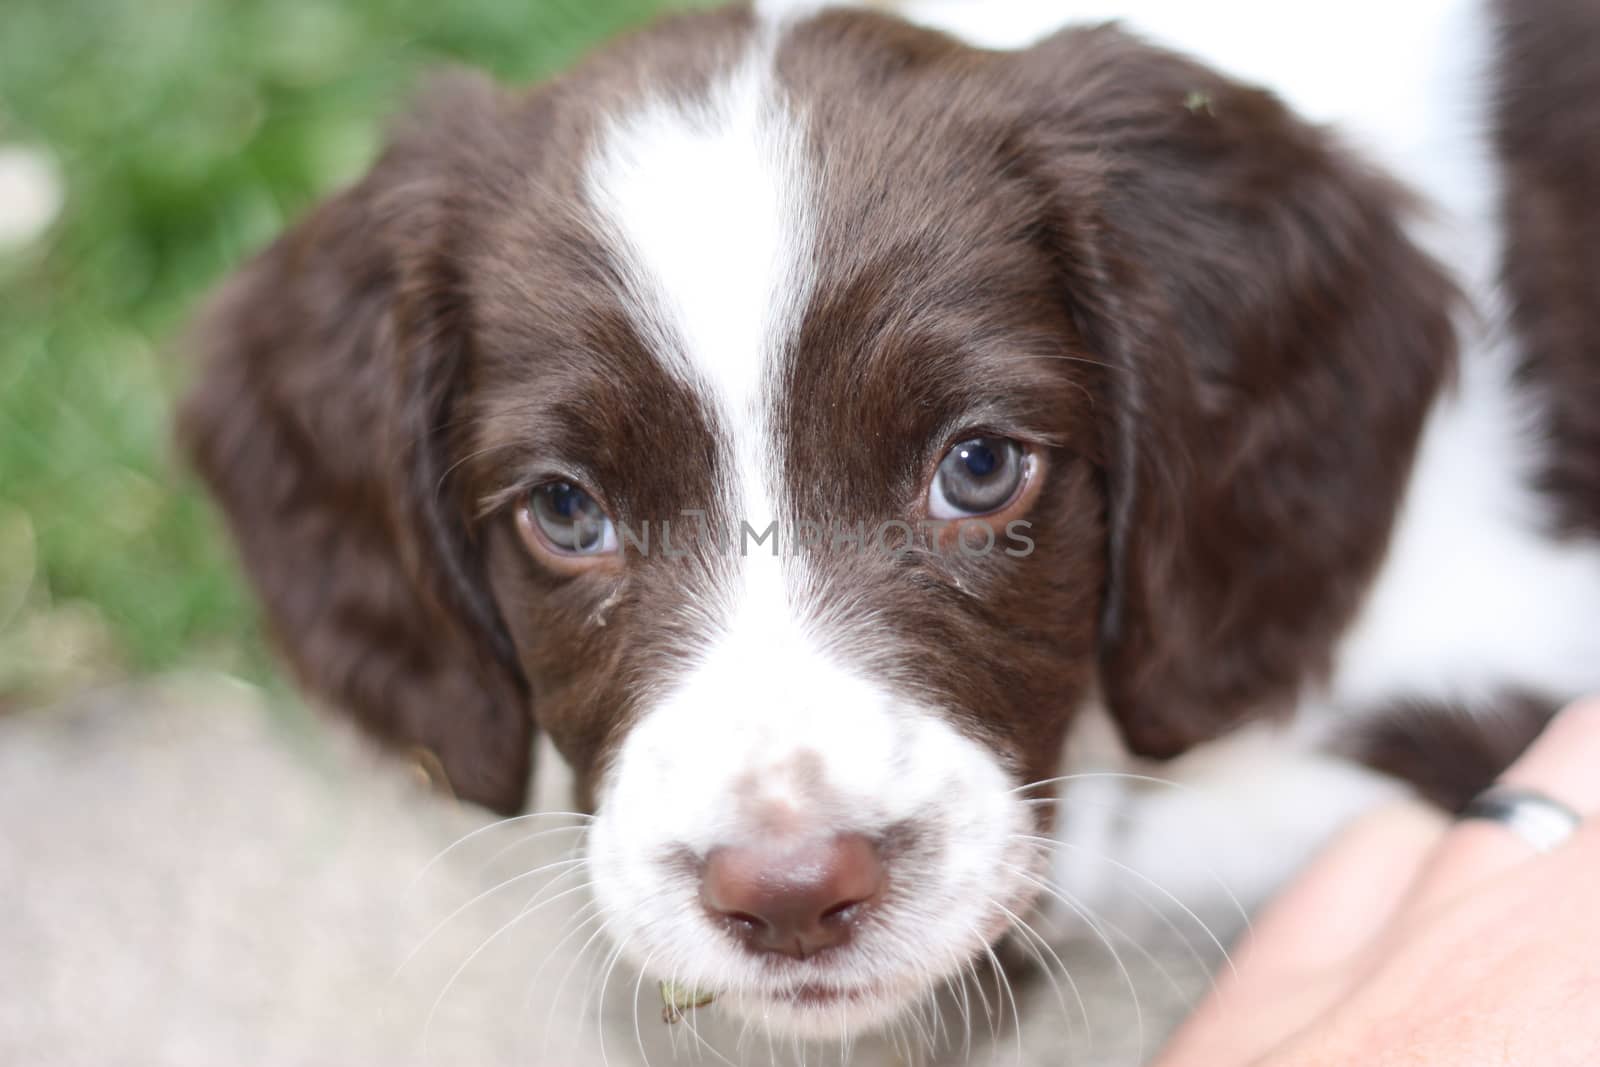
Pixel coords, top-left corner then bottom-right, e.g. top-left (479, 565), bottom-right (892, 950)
top-left (584, 36), bottom-right (853, 773)
top-left (583, 39), bottom-right (814, 549)
top-left (581, 34), bottom-right (884, 809)
top-left (584, 37), bottom-right (876, 797)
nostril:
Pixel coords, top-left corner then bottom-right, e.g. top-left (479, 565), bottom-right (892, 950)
top-left (700, 833), bottom-right (887, 959)
top-left (818, 897), bottom-right (864, 924)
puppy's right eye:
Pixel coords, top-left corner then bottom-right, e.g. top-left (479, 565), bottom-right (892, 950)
top-left (928, 437), bottom-right (1031, 519)
top-left (517, 481), bottom-right (619, 570)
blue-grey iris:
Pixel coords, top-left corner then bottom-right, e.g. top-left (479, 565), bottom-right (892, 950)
top-left (929, 437), bottom-right (1025, 518)
top-left (529, 481), bottom-right (615, 553)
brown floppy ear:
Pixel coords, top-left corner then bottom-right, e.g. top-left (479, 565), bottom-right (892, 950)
top-left (178, 75), bottom-right (534, 812)
top-left (1008, 28), bottom-right (1458, 756)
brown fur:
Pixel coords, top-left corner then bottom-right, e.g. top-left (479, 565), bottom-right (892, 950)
top-left (1341, 692), bottom-right (1559, 813)
top-left (1497, 0), bottom-right (1600, 538)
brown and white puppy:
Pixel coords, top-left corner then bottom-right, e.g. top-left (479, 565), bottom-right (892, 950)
top-left (179, 0), bottom-right (1600, 1043)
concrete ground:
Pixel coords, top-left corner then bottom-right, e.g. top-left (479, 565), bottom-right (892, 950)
top-left (1, 678), bottom-right (1216, 1066)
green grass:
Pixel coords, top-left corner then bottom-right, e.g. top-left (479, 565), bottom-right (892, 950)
top-left (0, 0), bottom-right (694, 705)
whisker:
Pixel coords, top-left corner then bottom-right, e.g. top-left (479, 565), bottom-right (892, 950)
top-left (961, 950), bottom-right (998, 1043)
top-left (905, 988), bottom-right (934, 1063)
top-left (519, 897), bottom-right (605, 1021)
top-left (979, 941), bottom-right (1024, 1067)
top-left (592, 935), bottom-right (631, 1067)
top-left (1009, 771), bottom-right (1191, 796)
top-left (887, 1015), bottom-right (909, 1066)
top-left (542, 906), bottom-right (621, 1053)
top-left (675, 977), bottom-right (741, 1067)
top-left (1012, 832), bottom-right (1238, 981)
top-left (394, 856), bottom-right (588, 981)
top-left (1002, 865), bottom-right (1146, 1062)
top-left (421, 876), bottom-right (598, 1055)
top-left (1017, 786), bottom-right (1254, 938)
top-left (473, 822), bottom-right (593, 879)
top-left (950, 968), bottom-right (974, 1062)
top-left (407, 810), bottom-right (592, 893)
top-left (525, 917), bottom-right (608, 1058)
top-left (995, 901), bottom-right (1090, 1050)
top-left (923, 968), bottom-right (950, 1058)
top-left (631, 951), bottom-right (656, 1067)
top-left (1061, 882), bottom-right (1196, 1032)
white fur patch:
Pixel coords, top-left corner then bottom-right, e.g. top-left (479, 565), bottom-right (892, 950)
top-left (1327, 323), bottom-right (1600, 716)
top-left (894, 0), bottom-right (1500, 232)
top-left (1050, 705), bottom-right (1405, 938)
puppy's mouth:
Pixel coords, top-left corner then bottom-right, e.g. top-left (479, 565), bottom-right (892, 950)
top-left (768, 980), bottom-right (880, 1007)
top-left (712, 974), bottom-right (916, 1037)
top-left (685, 960), bottom-right (899, 1014)
top-left (692, 890), bottom-right (1036, 1039)
top-left (661, 975), bottom-right (887, 1008)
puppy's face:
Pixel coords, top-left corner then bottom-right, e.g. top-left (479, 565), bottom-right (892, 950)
top-left (463, 15), bottom-right (1104, 1035)
top-left (181, 3), bottom-right (1454, 1044)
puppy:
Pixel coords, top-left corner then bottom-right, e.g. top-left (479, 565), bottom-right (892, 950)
top-left (180, 0), bottom-right (1600, 1047)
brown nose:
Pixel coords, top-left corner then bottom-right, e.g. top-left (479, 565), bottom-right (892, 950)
top-left (700, 834), bottom-right (886, 960)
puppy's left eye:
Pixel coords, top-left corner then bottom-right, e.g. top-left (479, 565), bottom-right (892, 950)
top-left (928, 437), bottom-right (1030, 518)
top-left (516, 481), bottom-right (620, 572)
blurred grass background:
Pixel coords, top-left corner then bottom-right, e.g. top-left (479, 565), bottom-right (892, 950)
top-left (0, 0), bottom-right (696, 708)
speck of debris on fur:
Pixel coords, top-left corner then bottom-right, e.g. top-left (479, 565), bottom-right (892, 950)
top-left (1184, 90), bottom-right (1215, 115)
top-left (659, 980), bottom-right (716, 1024)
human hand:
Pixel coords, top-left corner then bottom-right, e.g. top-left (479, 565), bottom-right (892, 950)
top-left (1156, 698), bottom-right (1600, 1067)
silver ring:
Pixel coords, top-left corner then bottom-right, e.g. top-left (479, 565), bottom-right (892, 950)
top-left (1458, 785), bottom-right (1583, 854)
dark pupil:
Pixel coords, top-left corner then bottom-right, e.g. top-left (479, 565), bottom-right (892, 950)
top-left (553, 485), bottom-right (585, 519)
top-left (938, 437), bottom-right (1021, 515)
top-left (961, 443), bottom-right (998, 478)
top-left (533, 482), bottom-right (605, 550)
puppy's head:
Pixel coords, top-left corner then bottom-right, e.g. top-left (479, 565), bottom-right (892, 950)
top-left (180, 5), bottom-right (1453, 1040)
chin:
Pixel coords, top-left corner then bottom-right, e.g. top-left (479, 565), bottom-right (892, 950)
top-left (719, 979), bottom-right (925, 1041)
